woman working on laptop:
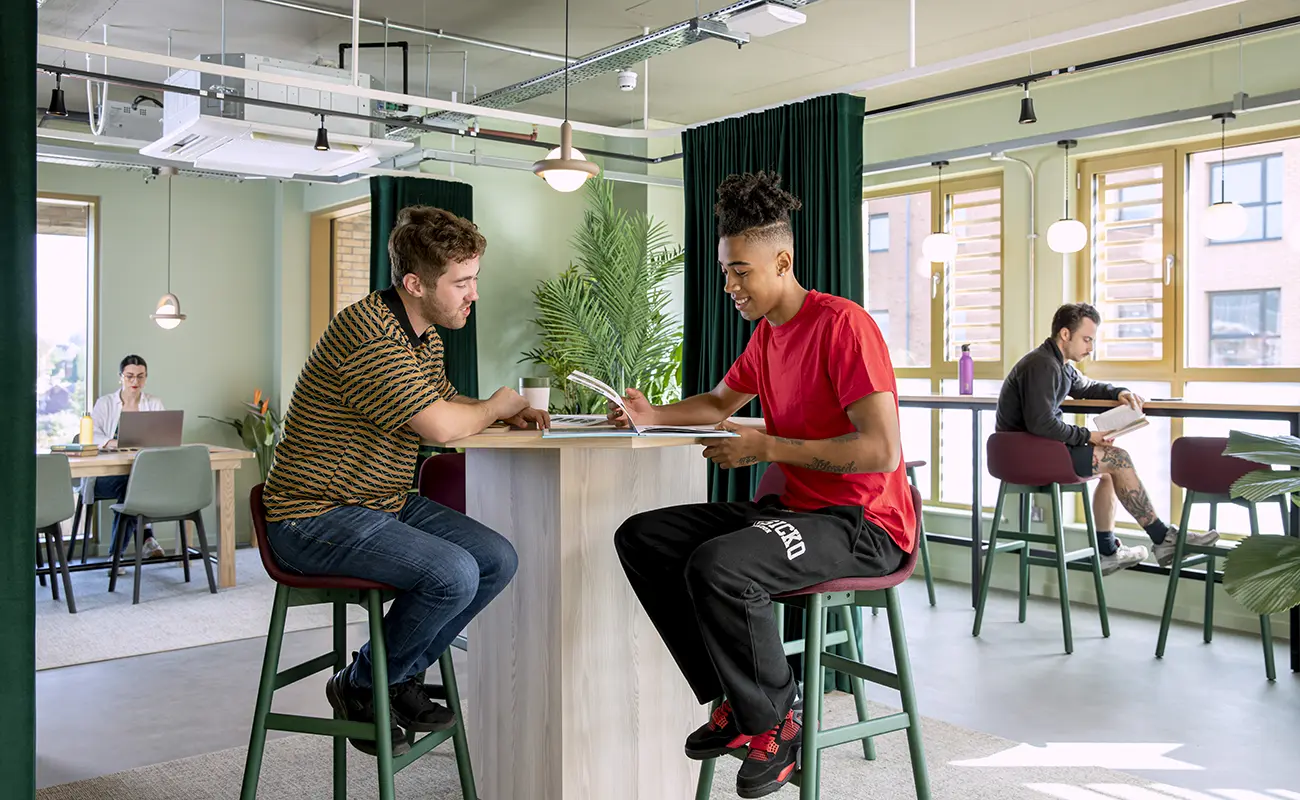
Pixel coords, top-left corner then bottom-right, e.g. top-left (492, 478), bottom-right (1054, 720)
top-left (87, 354), bottom-right (167, 560)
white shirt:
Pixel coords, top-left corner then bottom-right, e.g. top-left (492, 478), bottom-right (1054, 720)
top-left (90, 390), bottom-right (166, 445)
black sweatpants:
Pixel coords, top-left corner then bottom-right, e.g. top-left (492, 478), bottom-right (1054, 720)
top-left (613, 496), bottom-right (906, 735)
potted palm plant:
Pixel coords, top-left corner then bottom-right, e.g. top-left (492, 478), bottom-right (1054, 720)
top-left (1222, 430), bottom-right (1300, 615)
top-left (521, 177), bottom-right (685, 413)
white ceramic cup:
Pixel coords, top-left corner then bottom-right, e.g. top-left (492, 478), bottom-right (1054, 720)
top-left (519, 377), bottom-right (550, 411)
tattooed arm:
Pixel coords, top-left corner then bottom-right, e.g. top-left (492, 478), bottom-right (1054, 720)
top-left (763, 392), bottom-right (902, 474)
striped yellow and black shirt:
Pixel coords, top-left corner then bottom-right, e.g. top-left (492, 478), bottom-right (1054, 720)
top-left (263, 287), bottom-right (456, 522)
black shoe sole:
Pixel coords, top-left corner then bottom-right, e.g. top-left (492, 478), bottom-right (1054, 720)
top-left (736, 746), bottom-right (801, 799)
top-left (684, 741), bottom-right (747, 761)
top-left (325, 676), bottom-right (412, 757)
top-left (390, 707), bottom-right (457, 734)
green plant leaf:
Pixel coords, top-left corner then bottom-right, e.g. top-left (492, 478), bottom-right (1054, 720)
top-left (1224, 430), bottom-right (1300, 467)
top-left (1223, 535), bottom-right (1300, 615)
top-left (1229, 471), bottom-right (1300, 504)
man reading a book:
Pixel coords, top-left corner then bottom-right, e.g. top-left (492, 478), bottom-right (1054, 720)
top-left (608, 172), bottom-right (915, 798)
top-left (996, 302), bottom-right (1218, 575)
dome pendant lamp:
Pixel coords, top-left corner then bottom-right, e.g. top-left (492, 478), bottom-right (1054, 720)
top-left (532, 0), bottom-right (600, 192)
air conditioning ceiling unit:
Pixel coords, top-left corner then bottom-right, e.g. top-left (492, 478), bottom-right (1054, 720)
top-left (139, 54), bottom-right (411, 178)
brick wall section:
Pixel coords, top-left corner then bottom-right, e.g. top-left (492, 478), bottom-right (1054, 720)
top-left (37, 201), bottom-right (90, 236)
top-left (333, 210), bottom-right (372, 314)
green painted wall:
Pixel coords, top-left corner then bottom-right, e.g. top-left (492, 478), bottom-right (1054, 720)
top-left (37, 164), bottom-right (277, 546)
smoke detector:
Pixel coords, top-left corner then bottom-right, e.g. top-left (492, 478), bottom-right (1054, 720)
top-left (725, 3), bottom-right (807, 37)
top-left (617, 69), bottom-right (638, 91)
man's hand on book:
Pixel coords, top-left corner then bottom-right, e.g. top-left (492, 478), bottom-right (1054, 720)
top-left (1089, 429), bottom-right (1115, 446)
top-left (700, 420), bottom-right (767, 469)
top-left (607, 387), bottom-right (657, 428)
top-left (1117, 390), bottom-right (1145, 411)
top-left (503, 407), bottom-right (551, 430)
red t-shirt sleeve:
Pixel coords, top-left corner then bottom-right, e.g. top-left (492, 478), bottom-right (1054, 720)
top-left (723, 326), bottom-right (763, 395)
top-left (828, 311), bottom-right (888, 408)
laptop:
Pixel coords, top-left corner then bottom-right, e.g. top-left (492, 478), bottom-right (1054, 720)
top-left (114, 410), bottom-right (185, 450)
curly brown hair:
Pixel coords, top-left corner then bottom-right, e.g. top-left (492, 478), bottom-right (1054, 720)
top-left (714, 171), bottom-right (802, 243)
top-left (387, 205), bottom-right (487, 287)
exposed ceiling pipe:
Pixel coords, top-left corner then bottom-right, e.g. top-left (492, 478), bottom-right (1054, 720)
top-left (35, 61), bottom-right (682, 165)
top-left (245, 0), bottom-right (572, 63)
top-left (908, 0), bottom-right (916, 69)
top-left (989, 152), bottom-right (1036, 342)
top-left (866, 10), bottom-right (1300, 118)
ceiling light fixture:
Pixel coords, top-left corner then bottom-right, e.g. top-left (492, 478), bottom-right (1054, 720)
top-left (47, 73), bottom-right (68, 117)
top-left (151, 169), bottom-right (187, 330)
top-left (314, 114), bottom-right (330, 151)
top-left (1018, 82), bottom-right (1037, 124)
top-left (531, 0), bottom-right (600, 192)
top-left (1047, 139), bottom-right (1086, 254)
top-left (921, 160), bottom-right (958, 263)
top-left (1202, 111), bottom-right (1248, 241)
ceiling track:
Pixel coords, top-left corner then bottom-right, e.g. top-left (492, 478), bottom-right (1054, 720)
top-left (35, 62), bottom-right (683, 165)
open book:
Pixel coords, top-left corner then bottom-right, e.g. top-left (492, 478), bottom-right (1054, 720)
top-left (542, 371), bottom-right (739, 439)
top-left (1092, 403), bottom-right (1149, 440)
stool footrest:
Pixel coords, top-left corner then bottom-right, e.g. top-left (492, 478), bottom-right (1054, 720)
top-left (817, 713), bottom-right (912, 751)
top-left (274, 653), bottom-right (338, 690)
top-left (264, 712), bottom-right (376, 740)
top-left (1060, 547), bottom-right (1097, 563)
top-left (820, 651), bottom-right (899, 691)
top-left (996, 531), bottom-right (1058, 546)
top-left (783, 629), bottom-right (848, 656)
top-left (393, 728), bottom-right (456, 773)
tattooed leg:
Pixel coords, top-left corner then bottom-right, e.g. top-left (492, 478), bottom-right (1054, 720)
top-left (1092, 445), bottom-right (1158, 526)
top-left (1092, 473), bottom-right (1117, 532)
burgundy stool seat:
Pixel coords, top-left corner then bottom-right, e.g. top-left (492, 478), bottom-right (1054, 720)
top-left (418, 452), bottom-right (467, 514)
top-left (987, 432), bottom-right (1097, 486)
top-left (1170, 437), bottom-right (1263, 495)
top-left (249, 484), bottom-right (397, 593)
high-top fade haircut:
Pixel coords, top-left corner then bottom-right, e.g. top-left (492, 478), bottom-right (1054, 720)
top-left (714, 171), bottom-right (802, 245)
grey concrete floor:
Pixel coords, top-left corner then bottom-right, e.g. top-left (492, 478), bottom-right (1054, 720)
top-left (35, 577), bottom-right (1300, 793)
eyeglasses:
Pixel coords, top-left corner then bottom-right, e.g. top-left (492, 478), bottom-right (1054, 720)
top-left (122, 373), bottom-right (147, 382)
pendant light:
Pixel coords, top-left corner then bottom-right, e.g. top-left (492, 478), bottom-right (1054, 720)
top-left (1202, 111), bottom-right (1249, 241)
top-left (1047, 139), bottom-right (1087, 254)
top-left (151, 170), bottom-right (187, 330)
top-left (921, 161), bottom-right (958, 263)
top-left (1017, 83), bottom-right (1037, 125)
top-left (314, 114), bottom-right (330, 151)
top-left (47, 73), bottom-right (69, 117)
top-left (531, 0), bottom-right (600, 192)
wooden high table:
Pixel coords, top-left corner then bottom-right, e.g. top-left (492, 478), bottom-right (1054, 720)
top-left (61, 445), bottom-right (256, 588)
top-left (440, 427), bottom-right (708, 800)
top-left (897, 395), bottom-right (1300, 673)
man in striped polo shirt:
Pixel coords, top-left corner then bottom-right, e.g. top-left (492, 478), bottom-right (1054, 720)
top-left (264, 205), bottom-right (544, 755)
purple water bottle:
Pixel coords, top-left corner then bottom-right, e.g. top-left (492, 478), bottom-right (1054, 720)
top-left (958, 344), bottom-right (974, 395)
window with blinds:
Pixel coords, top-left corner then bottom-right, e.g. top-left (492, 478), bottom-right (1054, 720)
top-left (946, 186), bottom-right (1002, 362)
top-left (1088, 163), bottom-right (1168, 362)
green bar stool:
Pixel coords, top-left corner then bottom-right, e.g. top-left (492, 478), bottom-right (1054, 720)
top-left (36, 454), bottom-right (78, 614)
top-left (904, 460), bottom-right (936, 606)
top-left (240, 484), bottom-right (478, 800)
top-left (107, 444), bottom-right (218, 604)
top-left (1156, 436), bottom-right (1287, 681)
top-left (973, 433), bottom-right (1110, 655)
top-left (695, 486), bottom-right (931, 800)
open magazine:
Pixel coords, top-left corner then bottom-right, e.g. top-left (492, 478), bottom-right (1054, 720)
top-left (1092, 403), bottom-right (1149, 440)
top-left (542, 371), bottom-right (739, 439)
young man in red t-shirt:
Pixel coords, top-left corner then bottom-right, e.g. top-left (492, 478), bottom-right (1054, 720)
top-left (611, 172), bottom-right (915, 798)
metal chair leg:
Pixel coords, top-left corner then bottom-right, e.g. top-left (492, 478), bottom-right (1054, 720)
top-left (1081, 488), bottom-right (1109, 637)
top-left (972, 483), bottom-right (1009, 637)
top-left (1156, 498), bottom-right (1194, 659)
top-left (1050, 484), bottom-right (1073, 654)
top-left (888, 587), bottom-right (931, 800)
top-left (49, 524), bottom-right (77, 614)
top-left (239, 584), bottom-right (290, 800)
top-left (191, 513), bottom-right (219, 594)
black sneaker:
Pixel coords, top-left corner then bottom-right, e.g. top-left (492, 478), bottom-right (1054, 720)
top-left (389, 677), bottom-right (457, 733)
top-left (324, 669), bottom-right (410, 757)
top-left (735, 709), bottom-right (802, 799)
top-left (685, 700), bottom-right (753, 760)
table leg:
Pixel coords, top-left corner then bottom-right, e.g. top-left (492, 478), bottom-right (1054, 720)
top-left (1291, 414), bottom-right (1298, 672)
top-left (971, 408), bottom-right (983, 608)
top-left (217, 468), bottom-right (236, 589)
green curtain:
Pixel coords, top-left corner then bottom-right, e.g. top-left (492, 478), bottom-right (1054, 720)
top-left (369, 175), bottom-right (479, 399)
top-left (2, 0), bottom-right (37, 796)
top-left (681, 93), bottom-right (866, 693)
top-left (682, 93), bottom-right (865, 503)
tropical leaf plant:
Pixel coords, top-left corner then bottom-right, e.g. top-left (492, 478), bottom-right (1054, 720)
top-left (1221, 430), bottom-right (1300, 615)
top-left (521, 177), bottom-right (685, 413)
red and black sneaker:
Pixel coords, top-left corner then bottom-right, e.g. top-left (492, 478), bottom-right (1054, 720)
top-left (735, 709), bottom-right (802, 799)
top-left (684, 700), bottom-right (753, 760)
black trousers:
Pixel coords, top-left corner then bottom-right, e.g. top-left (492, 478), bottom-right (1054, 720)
top-left (614, 496), bottom-right (906, 735)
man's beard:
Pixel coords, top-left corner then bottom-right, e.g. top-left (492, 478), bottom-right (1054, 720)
top-left (422, 293), bottom-right (469, 329)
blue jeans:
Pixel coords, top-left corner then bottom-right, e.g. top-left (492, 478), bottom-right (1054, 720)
top-left (265, 495), bottom-right (517, 689)
top-left (93, 475), bottom-right (134, 555)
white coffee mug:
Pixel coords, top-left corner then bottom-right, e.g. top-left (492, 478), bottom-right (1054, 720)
top-left (519, 377), bottom-right (550, 411)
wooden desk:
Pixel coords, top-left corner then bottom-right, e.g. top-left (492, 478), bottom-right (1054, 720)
top-left (61, 445), bottom-right (256, 588)
top-left (442, 427), bottom-right (705, 800)
top-left (897, 394), bottom-right (1300, 672)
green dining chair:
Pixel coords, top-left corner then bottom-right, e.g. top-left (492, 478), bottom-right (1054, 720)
top-left (36, 454), bottom-right (78, 614)
top-left (108, 444), bottom-right (218, 604)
